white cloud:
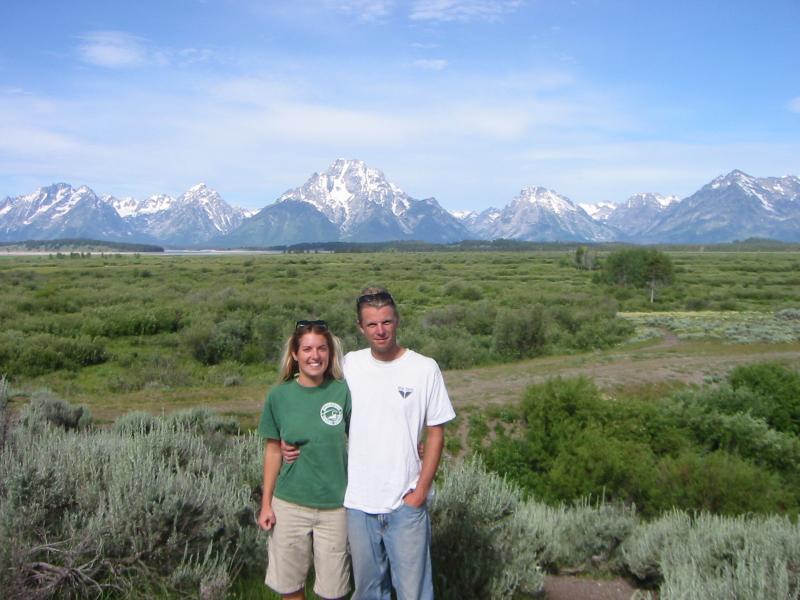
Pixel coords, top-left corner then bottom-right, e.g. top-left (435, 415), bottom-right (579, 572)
top-left (410, 0), bottom-right (523, 22)
top-left (788, 97), bottom-right (800, 113)
top-left (329, 0), bottom-right (395, 22)
top-left (77, 31), bottom-right (149, 68)
top-left (412, 58), bottom-right (449, 70)
top-left (76, 31), bottom-right (214, 69)
top-left (4, 55), bottom-right (797, 212)
top-left (177, 48), bottom-right (216, 66)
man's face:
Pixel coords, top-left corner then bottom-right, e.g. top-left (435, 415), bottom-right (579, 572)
top-left (358, 304), bottom-right (400, 359)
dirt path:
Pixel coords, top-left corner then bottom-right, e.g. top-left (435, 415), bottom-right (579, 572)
top-left (544, 575), bottom-right (642, 600)
top-left (444, 336), bottom-right (800, 409)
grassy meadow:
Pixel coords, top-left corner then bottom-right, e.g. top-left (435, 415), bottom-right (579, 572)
top-left (2, 248), bottom-right (799, 423)
top-left (2, 247), bottom-right (800, 598)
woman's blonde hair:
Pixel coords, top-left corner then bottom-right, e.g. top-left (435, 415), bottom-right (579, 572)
top-left (277, 321), bottom-right (344, 383)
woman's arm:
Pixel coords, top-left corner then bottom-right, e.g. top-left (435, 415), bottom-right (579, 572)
top-left (257, 439), bottom-right (282, 530)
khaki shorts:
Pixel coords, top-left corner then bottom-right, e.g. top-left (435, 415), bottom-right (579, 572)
top-left (265, 496), bottom-right (351, 599)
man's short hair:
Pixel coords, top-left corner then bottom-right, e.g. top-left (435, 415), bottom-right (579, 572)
top-left (356, 287), bottom-right (398, 322)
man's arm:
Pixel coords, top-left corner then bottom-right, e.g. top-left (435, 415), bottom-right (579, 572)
top-left (403, 424), bottom-right (445, 508)
top-left (280, 439), bottom-right (300, 463)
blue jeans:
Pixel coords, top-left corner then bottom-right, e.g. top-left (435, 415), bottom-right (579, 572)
top-left (346, 503), bottom-right (433, 600)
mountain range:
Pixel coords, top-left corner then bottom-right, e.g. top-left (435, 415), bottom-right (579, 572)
top-left (1, 161), bottom-right (798, 246)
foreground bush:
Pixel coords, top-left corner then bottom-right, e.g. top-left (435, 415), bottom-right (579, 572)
top-left (2, 408), bottom-right (552, 599)
top-left (430, 457), bottom-right (544, 599)
top-left (623, 511), bottom-right (800, 599)
top-left (517, 497), bottom-right (637, 572)
top-left (5, 393), bottom-right (800, 598)
top-left (0, 409), bottom-right (263, 598)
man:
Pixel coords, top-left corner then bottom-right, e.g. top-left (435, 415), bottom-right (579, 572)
top-left (284, 287), bottom-right (455, 600)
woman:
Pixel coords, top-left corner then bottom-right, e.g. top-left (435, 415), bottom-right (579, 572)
top-left (257, 320), bottom-right (351, 600)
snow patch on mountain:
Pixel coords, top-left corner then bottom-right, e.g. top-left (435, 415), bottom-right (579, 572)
top-left (518, 187), bottom-right (580, 216)
top-left (579, 201), bottom-right (615, 220)
top-left (271, 159), bottom-right (468, 243)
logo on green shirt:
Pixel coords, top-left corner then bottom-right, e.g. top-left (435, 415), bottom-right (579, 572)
top-left (320, 402), bottom-right (343, 426)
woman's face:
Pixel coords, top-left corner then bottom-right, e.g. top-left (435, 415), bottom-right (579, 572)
top-left (292, 332), bottom-right (330, 386)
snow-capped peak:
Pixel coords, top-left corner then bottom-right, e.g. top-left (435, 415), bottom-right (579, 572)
top-left (710, 169), bottom-right (757, 190)
top-left (103, 194), bottom-right (139, 218)
top-left (580, 201), bottom-right (615, 219)
top-left (137, 194), bottom-right (176, 214)
top-left (450, 209), bottom-right (477, 220)
top-left (624, 192), bottom-right (679, 209)
top-left (709, 170), bottom-right (775, 211)
top-left (179, 183), bottom-right (224, 206)
top-left (278, 158), bottom-right (413, 227)
top-left (517, 186), bottom-right (579, 215)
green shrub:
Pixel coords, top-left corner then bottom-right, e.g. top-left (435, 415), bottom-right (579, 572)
top-left (183, 318), bottom-right (252, 365)
top-left (107, 353), bottom-right (194, 393)
top-left (417, 330), bottom-right (491, 370)
top-left (654, 450), bottom-right (788, 515)
top-left (661, 398), bottom-right (800, 473)
top-left (776, 308), bottom-right (800, 321)
top-left (0, 331), bottom-right (108, 377)
top-left (571, 315), bottom-right (634, 351)
top-left (622, 511), bottom-right (800, 598)
top-left (548, 428), bottom-right (657, 510)
top-left (0, 374), bottom-right (8, 410)
top-left (597, 247), bottom-right (674, 303)
top-left (165, 408), bottom-right (240, 435)
top-left (19, 391), bottom-right (92, 431)
top-left (250, 316), bottom-right (287, 364)
top-left (430, 457), bottom-right (544, 599)
top-left (728, 362), bottom-right (800, 435)
top-left (442, 280), bottom-right (483, 301)
top-left (0, 375), bottom-right (9, 454)
top-left (519, 498), bottom-right (637, 571)
top-left (481, 375), bottom-right (799, 516)
top-left (83, 307), bottom-right (183, 337)
top-left (685, 296), bottom-right (711, 310)
top-left (622, 509), bottom-right (692, 585)
top-left (113, 410), bottom-right (159, 435)
top-left (0, 417), bottom-right (262, 598)
top-left (521, 376), bottom-right (607, 454)
top-left (492, 305), bottom-right (547, 359)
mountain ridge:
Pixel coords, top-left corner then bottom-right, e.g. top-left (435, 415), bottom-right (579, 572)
top-left (2, 163), bottom-right (799, 246)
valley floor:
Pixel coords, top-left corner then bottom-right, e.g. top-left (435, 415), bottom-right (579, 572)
top-left (26, 332), bottom-right (800, 430)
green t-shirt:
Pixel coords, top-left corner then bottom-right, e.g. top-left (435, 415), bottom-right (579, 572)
top-left (258, 378), bottom-right (351, 509)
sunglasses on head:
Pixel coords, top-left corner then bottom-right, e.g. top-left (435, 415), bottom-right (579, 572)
top-left (295, 319), bottom-right (328, 330)
top-left (356, 291), bottom-right (395, 305)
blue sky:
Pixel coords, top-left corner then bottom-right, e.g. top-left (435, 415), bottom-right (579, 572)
top-left (1, 0), bottom-right (799, 211)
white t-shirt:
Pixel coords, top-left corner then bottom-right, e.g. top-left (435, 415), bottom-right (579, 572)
top-left (343, 348), bottom-right (456, 513)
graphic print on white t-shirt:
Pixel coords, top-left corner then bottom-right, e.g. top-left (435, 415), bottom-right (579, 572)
top-left (398, 386), bottom-right (413, 399)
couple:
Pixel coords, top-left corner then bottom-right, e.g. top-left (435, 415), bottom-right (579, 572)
top-left (257, 287), bottom-right (456, 600)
